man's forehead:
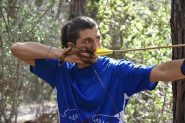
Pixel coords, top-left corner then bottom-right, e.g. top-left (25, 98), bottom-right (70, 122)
top-left (79, 27), bottom-right (100, 39)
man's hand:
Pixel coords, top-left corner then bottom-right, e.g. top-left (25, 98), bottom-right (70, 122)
top-left (58, 46), bottom-right (94, 66)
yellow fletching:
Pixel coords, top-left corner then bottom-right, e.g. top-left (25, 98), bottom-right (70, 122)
top-left (94, 49), bottom-right (113, 56)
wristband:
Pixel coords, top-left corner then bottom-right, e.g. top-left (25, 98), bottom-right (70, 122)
top-left (46, 46), bottom-right (52, 61)
top-left (181, 60), bottom-right (185, 75)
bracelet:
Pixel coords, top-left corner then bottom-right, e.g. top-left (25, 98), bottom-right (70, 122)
top-left (181, 60), bottom-right (185, 75)
top-left (46, 46), bottom-right (52, 61)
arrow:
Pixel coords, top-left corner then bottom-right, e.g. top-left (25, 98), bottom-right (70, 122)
top-left (94, 44), bottom-right (185, 56)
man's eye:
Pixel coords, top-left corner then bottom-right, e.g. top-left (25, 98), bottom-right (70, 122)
top-left (85, 40), bottom-right (90, 43)
top-left (97, 37), bottom-right (101, 42)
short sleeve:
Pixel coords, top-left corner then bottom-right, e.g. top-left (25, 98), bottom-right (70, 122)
top-left (116, 60), bottom-right (158, 96)
top-left (30, 59), bottom-right (60, 89)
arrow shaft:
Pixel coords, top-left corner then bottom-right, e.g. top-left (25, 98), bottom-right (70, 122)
top-left (95, 44), bottom-right (185, 54)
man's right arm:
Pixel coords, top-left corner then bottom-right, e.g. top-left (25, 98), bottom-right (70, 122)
top-left (11, 42), bottom-right (87, 67)
top-left (11, 42), bottom-right (63, 67)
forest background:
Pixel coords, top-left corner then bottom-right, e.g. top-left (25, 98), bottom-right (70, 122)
top-left (0, 0), bottom-right (173, 122)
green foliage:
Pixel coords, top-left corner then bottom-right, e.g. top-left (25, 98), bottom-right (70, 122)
top-left (0, 0), bottom-right (67, 122)
top-left (95, 0), bottom-right (172, 122)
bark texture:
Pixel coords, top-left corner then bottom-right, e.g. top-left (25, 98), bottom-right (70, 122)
top-left (89, 0), bottom-right (99, 19)
top-left (68, 0), bottom-right (86, 20)
top-left (171, 0), bottom-right (185, 122)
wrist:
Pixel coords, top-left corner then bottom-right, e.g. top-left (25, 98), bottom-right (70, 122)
top-left (48, 47), bottom-right (63, 59)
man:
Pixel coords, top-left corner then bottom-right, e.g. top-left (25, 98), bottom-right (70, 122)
top-left (11, 16), bottom-right (185, 123)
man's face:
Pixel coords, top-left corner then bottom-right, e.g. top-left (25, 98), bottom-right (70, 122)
top-left (75, 27), bottom-right (101, 64)
top-left (76, 27), bottom-right (101, 49)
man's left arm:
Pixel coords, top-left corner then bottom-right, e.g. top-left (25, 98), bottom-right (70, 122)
top-left (150, 59), bottom-right (185, 83)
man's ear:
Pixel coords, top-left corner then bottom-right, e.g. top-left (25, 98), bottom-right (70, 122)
top-left (67, 42), bottom-right (74, 47)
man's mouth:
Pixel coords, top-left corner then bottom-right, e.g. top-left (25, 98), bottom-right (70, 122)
top-left (92, 54), bottom-right (98, 59)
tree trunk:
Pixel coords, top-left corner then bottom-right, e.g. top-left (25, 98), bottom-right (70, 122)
top-left (89, 0), bottom-right (99, 19)
top-left (35, 0), bottom-right (43, 7)
top-left (56, 0), bottom-right (63, 19)
top-left (68, 0), bottom-right (86, 20)
top-left (171, 0), bottom-right (185, 123)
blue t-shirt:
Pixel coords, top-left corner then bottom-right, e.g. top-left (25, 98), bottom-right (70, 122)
top-left (30, 57), bottom-right (158, 123)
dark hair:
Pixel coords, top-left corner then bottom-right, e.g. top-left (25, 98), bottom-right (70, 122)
top-left (61, 16), bottom-right (98, 48)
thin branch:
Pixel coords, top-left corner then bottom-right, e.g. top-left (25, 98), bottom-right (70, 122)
top-left (56, 0), bottom-right (63, 19)
top-left (0, 5), bottom-right (8, 28)
top-left (0, 106), bottom-right (7, 121)
top-left (29, 0), bottom-right (56, 34)
top-left (7, 0), bottom-right (17, 43)
top-left (0, 5), bottom-right (12, 39)
top-left (0, 35), bottom-right (7, 120)
top-left (7, 0), bottom-right (17, 24)
top-left (162, 91), bottom-right (167, 120)
top-left (9, 59), bottom-right (20, 120)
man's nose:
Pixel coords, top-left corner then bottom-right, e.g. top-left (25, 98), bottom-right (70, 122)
top-left (93, 40), bottom-right (99, 50)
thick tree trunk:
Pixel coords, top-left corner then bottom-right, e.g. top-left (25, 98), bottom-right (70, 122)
top-left (171, 0), bottom-right (185, 122)
top-left (68, 0), bottom-right (86, 20)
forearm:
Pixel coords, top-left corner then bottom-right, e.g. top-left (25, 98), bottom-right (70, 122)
top-left (11, 42), bottom-right (63, 60)
top-left (150, 59), bottom-right (185, 82)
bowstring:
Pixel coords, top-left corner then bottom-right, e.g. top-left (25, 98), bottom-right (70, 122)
top-left (90, 0), bottom-right (124, 122)
top-left (91, 65), bottom-right (124, 122)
